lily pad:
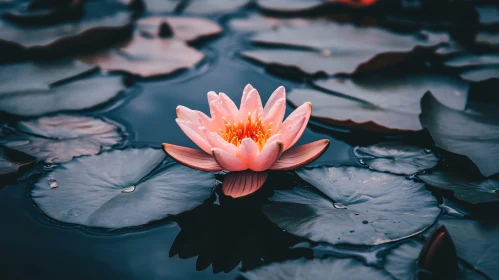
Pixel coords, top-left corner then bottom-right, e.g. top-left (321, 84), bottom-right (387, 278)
top-left (79, 35), bottom-right (204, 78)
top-left (229, 14), bottom-right (322, 32)
top-left (0, 60), bottom-right (95, 96)
top-left (353, 142), bottom-right (438, 175)
top-left (420, 92), bottom-right (499, 177)
top-left (0, 76), bottom-right (126, 117)
top-left (444, 54), bottom-right (499, 68)
top-left (460, 67), bottom-right (499, 83)
top-left (384, 240), bottom-right (422, 280)
top-left (31, 148), bottom-right (215, 228)
top-left (142, 0), bottom-right (182, 13)
top-left (137, 17), bottom-right (222, 43)
top-left (241, 258), bottom-right (391, 280)
top-left (1, 115), bottom-right (124, 163)
top-left (0, 146), bottom-right (36, 178)
top-left (242, 23), bottom-right (448, 76)
top-left (256, 0), bottom-right (324, 13)
top-left (288, 72), bottom-right (468, 132)
top-left (183, 0), bottom-right (250, 14)
top-left (418, 170), bottom-right (499, 204)
top-left (262, 166), bottom-right (439, 245)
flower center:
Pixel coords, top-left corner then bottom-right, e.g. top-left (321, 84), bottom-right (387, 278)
top-left (219, 113), bottom-right (272, 149)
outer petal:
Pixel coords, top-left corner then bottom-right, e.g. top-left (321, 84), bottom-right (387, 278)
top-left (176, 119), bottom-right (212, 153)
top-left (204, 131), bottom-right (237, 155)
top-left (240, 84), bottom-right (254, 106)
top-left (219, 93), bottom-right (239, 117)
top-left (263, 98), bottom-right (286, 134)
top-left (212, 148), bottom-right (248, 171)
top-left (208, 99), bottom-right (229, 128)
top-left (222, 171), bottom-right (268, 198)
top-left (280, 102), bottom-right (312, 150)
top-left (249, 141), bottom-right (283, 171)
top-left (239, 88), bottom-right (263, 120)
top-left (270, 139), bottom-right (330, 170)
top-left (162, 143), bottom-right (223, 171)
top-left (177, 106), bottom-right (215, 130)
top-left (236, 138), bottom-right (259, 166)
top-left (207, 91), bottom-right (219, 104)
top-left (263, 86), bottom-right (286, 117)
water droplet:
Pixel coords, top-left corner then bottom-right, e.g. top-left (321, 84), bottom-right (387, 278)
top-left (424, 148), bottom-right (432, 153)
top-left (333, 202), bottom-right (347, 209)
top-left (362, 220), bottom-right (369, 224)
top-left (320, 49), bottom-right (331, 57)
top-left (406, 174), bottom-right (417, 180)
top-left (122, 185), bottom-right (136, 193)
top-left (359, 159), bottom-right (365, 165)
top-left (48, 179), bottom-right (58, 189)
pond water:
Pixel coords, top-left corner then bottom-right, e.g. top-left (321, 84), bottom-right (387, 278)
top-left (1, 1), bottom-right (498, 279)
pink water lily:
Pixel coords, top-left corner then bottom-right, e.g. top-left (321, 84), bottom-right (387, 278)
top-left (162, 84), bottom-right (329, 198)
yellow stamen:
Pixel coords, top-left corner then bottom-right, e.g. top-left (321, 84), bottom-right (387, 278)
top-left (219, 113), bottom-right (272, 150)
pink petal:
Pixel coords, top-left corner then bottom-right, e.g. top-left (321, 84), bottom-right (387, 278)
top-left (236, 138), bottom-right (259, 166)
top-left (263, 98), bottom-right (286, 134)
top-left (265, 133), bottom-right (282, 144)
top-left (249, 141), bottom-right (283, 171)
top-left (270, 139), bottom-right (330, 170)
top-left (240, 84), bottom-right (254, 106)
top-left (176, 119), bottom-right (212, 153)
top-left (239, 88), bottom-right (263, 120)
top-left (222, 171), bottom-right (268, 198)
top-left (176, 106), bottom-right (213, 128)
top-left (208, 99), bottom-right (229, 128)
top-left (162, 143), bottom-right (223, 171)
top-left (263, 86), bottom-right (286, 117)
top-left (212, 148), bottom-right (248, 171)
top-left (219, 93), bottom-right (239, 118)
top-left (205, 131), bottom-right (237, 155)
top-left (207, 91), bottom-right (219, 103)
top-left (280, 102), bottom-right (312, 150)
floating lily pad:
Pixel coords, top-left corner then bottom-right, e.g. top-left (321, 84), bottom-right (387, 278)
top-left (142, 0), bottom-right (182, 13)
top-left (229, 14), bottom-right (322, 32)
top-left (0, 76), bottom-right (126, 116)
top-left (256, 0), bottom-right (324, 13)
top-left (438, 219), bottom-right (499, 280)
top-left (288, 72), bottom-right (468, 132)
top-left (353, 142), bottom-right (438, 175)
top-left (137, 17), bottom-right (222, 42)
top-left (183, 0), bottom-right (250, 14)
top-left (0, 60), bottom-right (95, 96)
top-left (460, 67), bottom-right (499, 82)
top-left (80, 35), bottom-right (204, 78)
top-left (242, 24), bottom-right (448, 76)
top-left (31, 148), bottom-right (215, 228)
top-left (420, 93), bottom-right (499, 177)
top-left (444, 54), bottom-right (499, 68)
top-left (1, 115), bottom-right (124, 163)
top-left (0, 146), bottom-right (36, 178)
top-left (384, 240), bottom-right (422, 280)
top-left (418, 170), bottom-right (499, 204)
top-left (262, 166), bottom-right (439, 245)
top-left (242, 258), bottom-right (391, 280)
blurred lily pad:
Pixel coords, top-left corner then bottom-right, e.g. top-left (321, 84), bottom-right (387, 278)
top-left (3, 0), bottom-right (85, 26)
top-left (418, 170), bottom-right (499, 204)
top-left (353, 142), bottom-right (438, 175)
top-left (0, 146), bottom-right (36, 178)
top-left (262, 166), bottom-right (439, 245)
top-left (0, 60), bottom-right (95, 96)
top-left (242, 23), bottom-right (449, 76)
top-left (229, 14), bottom-right (323, 32)
top-left (420, 93), bottom-right (499, 177)
top-left (31, 148), bottom-right (215, 228)
top-left (444, 54), bottom-right (499, 68)
top-left (137, 16), bottom-right (222, 42)
top-left (142, 0), bottom-right (182, 13)
top-left (256, 0), bottom-right (324, 13)
top-left (183, 0), bottom-right (250, 14)
top-left (0, 76), bottom-right (126, 116)
top-left (242, 258), bottom-right (391, 280)
top-left (80, 35), bottom-right (204, 78)
top-left (1, 115), bottom-right (124, 163)
top-left (460, 67), bottom-right (499, 83)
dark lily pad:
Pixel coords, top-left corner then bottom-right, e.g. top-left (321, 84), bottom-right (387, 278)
top-left (242, 24), bottom-right (448, 76)
top-left (288, 72), bottom-right (468, 132)
top-left (183, 0), bottom-right (250, 14)
top-left (262, 166), bottom-right (439, 245)
top-left (476, 5), bottom-right (499, 26)
top-left (0, 76), bottom-right (126, 116)
top-left (353, 142), bottom-right (438, 175)
top-left (0, 146), bottom-right (36, 178)
top-left (31, 148), bottom-right (216, 228)
top-left (0, 60), bottom-right (95, 96)
top-left (142, 0), bottom-right (182, 13)
top-left (418, 170), bottom-right (499, 204)
top-left (241, 258), bottom-right (392, 280)
top-left (3, 0), bottom-right (85, 26)
top-left (384, 240), bottom-right (422, 280)
top-left (1, 115), bottom-right (124, 163)
top-left (420, 92), bottom-right (499, 177)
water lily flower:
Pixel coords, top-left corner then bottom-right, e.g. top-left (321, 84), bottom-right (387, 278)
top-left (162, 85), bottom-right (329, 198)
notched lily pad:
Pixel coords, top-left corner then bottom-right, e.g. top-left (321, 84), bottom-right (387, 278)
top-left (0, 146), bottom-right (36, 178)
top-left (262, 166), bottom-right (440, 245)
top-left (418, 170), bottom-right (499, 204)
top-left (420, 92), bottom-right (499, 177)
top-left (0, 76), bottom-right (127, 116)
top-left (1, 115), bottom-right (124, 163)
top-left (31, 148), bottom-right (216, 228)
top-left (353, 142), bottom-right (438, 175)
top-left (137, 17), bottom-right (222, 43)
top-left (242, 258), bottom-right (391, 280)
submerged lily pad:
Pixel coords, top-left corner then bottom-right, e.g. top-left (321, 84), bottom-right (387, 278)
top-left (137, 17), bottom-right (222, 42)
top-left (420, 93), bottom-right (499, 177)
top-left (0, 60), bottom-right (95, 96)
top-left (0, 76), bottom-right (126, 116)
top-left (354, 142), bottom-right (438, 175)
top-left (31, 148), bottom-right (215, 228)
top-left (262, 166), bottom-right (439, 245)
top-left (1, 115), bottom-right (124, 163)
top-left (242, 258), bottom-right (391, 280)
top-left (0, 146), bottom-right (36, 178)
top-left (418, 170), bottom-right (499, 204)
